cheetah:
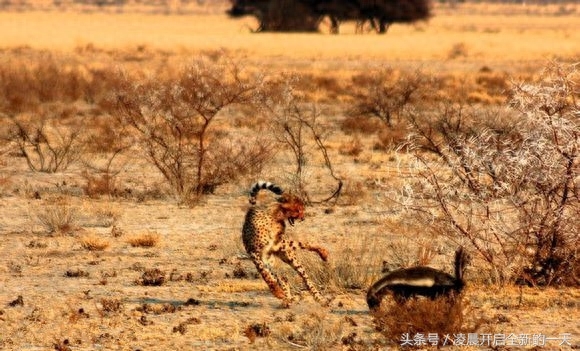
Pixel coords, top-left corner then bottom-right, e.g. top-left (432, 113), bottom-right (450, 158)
top-left (242, 181), bottom-right (330, 307)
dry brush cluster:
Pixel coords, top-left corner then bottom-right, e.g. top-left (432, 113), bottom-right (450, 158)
top-left (0, 51), bottom-right (577, 287)
top-left (0, 49), bottom-right (577, 348)
top-left (0, 51), bottom-right (357, 205)
top-left (378, 63), bottom-right (579, 287)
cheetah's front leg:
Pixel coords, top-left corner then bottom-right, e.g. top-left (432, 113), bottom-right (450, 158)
top-left (297, 241), bottom-right (329, 262)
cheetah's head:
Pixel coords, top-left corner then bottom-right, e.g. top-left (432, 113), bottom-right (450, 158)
top-left (278, 193), bottom-right (305, 226)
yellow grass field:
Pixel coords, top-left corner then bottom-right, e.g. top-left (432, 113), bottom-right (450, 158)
top-left (0, 4), bottom-right (579, 63)
top-left (0, 2), bottom-right (578, 350)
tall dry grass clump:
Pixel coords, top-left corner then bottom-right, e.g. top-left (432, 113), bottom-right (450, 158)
top-left (79, 234), bottom-right (110, 251)
top-left (278, 311), bottom-right (346, 350)
top-left (35, 200), bottom-right (79, 235)
top-left (126, 232), bottom-right (160, 248)
top-left (303, 230), bottom-right (388, 293)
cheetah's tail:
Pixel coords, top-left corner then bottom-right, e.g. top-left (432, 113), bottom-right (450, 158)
top-left (249, 181), bottom-right (283, 205)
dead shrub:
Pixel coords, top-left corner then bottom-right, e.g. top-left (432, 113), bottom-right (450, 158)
top-left (397, 62), bottom-right (579, 286)
top-left (349, 68), bottom-right (427, 127)
top-left (83, 115), bottom-right (130, 154)
top-left (81, 117), bottom-right (131, 198)
top-left (138, 268), bottom-right (166, 286)
top-left (99, 298), bottom-right (124, 314)
top-left (264, 80), bottom-right (343, 203)
top-left (115, 58), bottom-right (273, 204)
top-left (244, 322), bottom-right (271, 343)
top-left (4, 107), bottom-right (85, 173)
top-left (126, 233), bottom-right (160, 248)
top-left (372, 295), bottom-right (483, 347)
top-left (0, 54), bottom-right (87, 115)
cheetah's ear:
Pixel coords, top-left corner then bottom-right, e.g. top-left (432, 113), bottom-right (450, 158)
top-left (277, 193), bottom-right (297, 203)
top-left (277, 193), bottom-right (304, 206)
top-left (277, 193), bottom-right (288, 203)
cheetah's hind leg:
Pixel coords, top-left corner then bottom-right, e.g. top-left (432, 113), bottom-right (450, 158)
top-left (276, 247), bottom-right (331, 306)
top-left (250, 253), bottom-right (295, 307)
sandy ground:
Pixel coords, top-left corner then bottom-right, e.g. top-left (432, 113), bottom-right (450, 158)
top-left (0, 155), bottom-right (578, 350)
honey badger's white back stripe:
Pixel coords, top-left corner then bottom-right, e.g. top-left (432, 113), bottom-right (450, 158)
top-left (384, 277), bottom-right (436, 287)
top-left (249, 181), bottom-right (283, 204)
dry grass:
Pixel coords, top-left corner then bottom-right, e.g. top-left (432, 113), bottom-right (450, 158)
top-left (98, 298), bottom-right (124, 315)
top-left (35, 200), bottom-right (78, 235)
top-left (0, 3), bottom-right (578, 62)
top-left (277, 310), bottom-right (346, 350)
top-left (82, 172), bottom-right (117, 198)
top-left (126, 232), bottom-right (160, 248)
top-left (372, 295), bottom-right (486, 347)
top-left (78, 233), bottom-right (110, 251)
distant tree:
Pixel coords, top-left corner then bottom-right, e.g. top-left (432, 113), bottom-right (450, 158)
top-left (228, 0), bottom-right (321, 32)
top-left (228, 0), bottom-right (432, 34)
top-left (318, 0), bottom-right (432, 33)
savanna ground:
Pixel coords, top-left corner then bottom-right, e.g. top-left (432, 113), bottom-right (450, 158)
top-left (0, 1), bottom-right (579, 350)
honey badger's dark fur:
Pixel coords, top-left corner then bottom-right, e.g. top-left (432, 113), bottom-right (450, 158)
top-left (367, 247), bottom-right (469, 310)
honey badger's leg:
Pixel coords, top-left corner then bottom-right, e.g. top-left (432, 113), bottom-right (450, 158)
top-left (274, 245), bottom-right (329, 305)
top-left (249, 252), bottom-right (293, 307)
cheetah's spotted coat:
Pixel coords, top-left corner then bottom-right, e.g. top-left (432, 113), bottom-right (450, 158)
top-left (242, 181), bottom-right (330, 307)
